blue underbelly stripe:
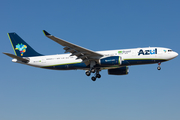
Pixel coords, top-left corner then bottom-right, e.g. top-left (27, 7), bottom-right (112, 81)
top-left (42, 59), bottom-right (167, 70)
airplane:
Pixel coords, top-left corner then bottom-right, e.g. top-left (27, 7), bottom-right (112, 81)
top-left (3, 30), bottom-right (178, 81)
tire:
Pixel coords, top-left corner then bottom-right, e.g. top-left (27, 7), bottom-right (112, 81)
top-left (96, 74), bottom-right (101, 78)
top-left (91, 69), bottom-right (95, 73)
top-left (157, 66), bottom-right (161, 70)
top-left (86, 71), bottom-right (91, 76)
top-left (91, 77), bottom-right (96, 81)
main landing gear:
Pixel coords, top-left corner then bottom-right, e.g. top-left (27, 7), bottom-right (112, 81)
top-left (85, 68), bottom-right (101, 81)
top-left (85, 61), bottom-right (101, 81)
top-left (157, 62), bottom-right (161, 70)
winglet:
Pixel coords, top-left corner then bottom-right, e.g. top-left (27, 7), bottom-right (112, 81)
top-left (43, 30), bottom-right (51, 36)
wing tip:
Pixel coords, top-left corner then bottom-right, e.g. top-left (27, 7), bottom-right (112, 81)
top-left (43, 30), bottom-right (51, 36)
top-left (3, 52), bottom-right (6, 55)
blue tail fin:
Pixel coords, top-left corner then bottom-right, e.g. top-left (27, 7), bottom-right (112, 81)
top-left (8, 32), bottom-right (43, 57)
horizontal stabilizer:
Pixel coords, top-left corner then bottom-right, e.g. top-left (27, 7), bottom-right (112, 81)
top-left (3, 52), bottom-right (29, 63)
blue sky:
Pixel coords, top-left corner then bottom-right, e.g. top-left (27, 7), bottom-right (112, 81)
top-left (1, 0), bottom-right (180, 120)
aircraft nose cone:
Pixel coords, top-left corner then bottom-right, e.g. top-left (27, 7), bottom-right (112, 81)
top-left (175, 52), bottom-right (178, 57)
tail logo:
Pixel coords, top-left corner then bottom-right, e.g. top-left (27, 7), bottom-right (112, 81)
top-left (15, 43), bottom-right (27, 56)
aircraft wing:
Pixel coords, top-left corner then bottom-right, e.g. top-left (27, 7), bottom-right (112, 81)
top-left (43, 30), bottom-right (103, 63)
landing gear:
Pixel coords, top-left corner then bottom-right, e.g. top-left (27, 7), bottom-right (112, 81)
top-left (91, 74), bottom-right (101, 81)
top-left (96, 74), bottom-right (101, 78)
top-left (85, 67), bottom-right (95, 76)
top-left (85, 71), bottom-right (91, 76)
top-left (91, 69), bottom-right (96, 73)
top-left (91, 69), bottom-right (101, 81)
top-left (91, 76), bottom-right (96, 81)
top-left (85, 61), bottom-right (102, 81)
top-left (85, 68), bottom-right (101, 81)
top-left (157, 62), bottom-right (161, 70)
top-left (95, 69), bottom-right (101, 78)
top-left (157, 66), bottom-right (161, 70)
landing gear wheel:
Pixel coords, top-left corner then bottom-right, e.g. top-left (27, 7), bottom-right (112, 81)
top-left (86, 71), bottom-right (91, 76)
top-left (157, 66), bottom-right (161, 70)
top-left (91, 69), bottom-right (95, 73)
top-left (91, 77), bottom-right (96, 81)
top-left (96, 74), bottom-right (101, 78)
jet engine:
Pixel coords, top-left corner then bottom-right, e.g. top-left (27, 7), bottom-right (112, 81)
top-left (99, 56), bottom-right (121, 66)
top-left (108, 66), bottom-right (129, 75)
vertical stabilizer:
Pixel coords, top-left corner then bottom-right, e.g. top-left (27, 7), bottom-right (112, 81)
top-left (8, 33), bottom-right (43, 57)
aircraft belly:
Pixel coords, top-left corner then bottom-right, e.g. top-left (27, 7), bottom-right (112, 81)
top-left (122, 59), bottom-right (167, 66)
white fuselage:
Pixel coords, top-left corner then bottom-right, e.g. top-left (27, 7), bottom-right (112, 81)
top-left (13, 47), bottom-right (178, 70)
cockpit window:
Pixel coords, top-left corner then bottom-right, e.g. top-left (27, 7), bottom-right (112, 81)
top-left (168, 50), bottom-right (173, 52)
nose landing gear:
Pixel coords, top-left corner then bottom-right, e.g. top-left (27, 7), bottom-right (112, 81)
top-left (157, 62), bottom-right (161, 70)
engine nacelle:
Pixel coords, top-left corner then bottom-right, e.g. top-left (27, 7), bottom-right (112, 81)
top-left (99, 56), bottom-right (121, 66)
top-left (108, 67), bottom-right (129, 75)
